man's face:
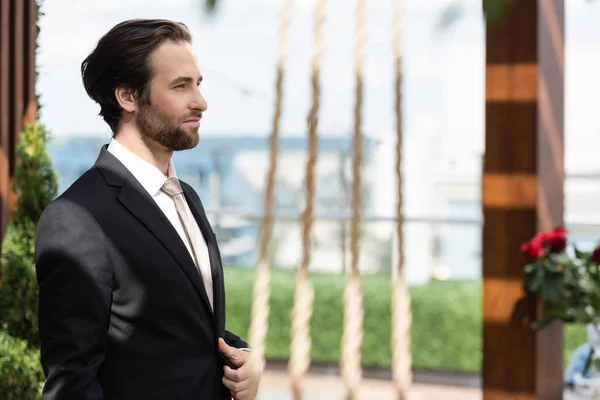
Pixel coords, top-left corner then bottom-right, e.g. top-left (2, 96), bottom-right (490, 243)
top-left (136, 40), bottom-right (207, 151)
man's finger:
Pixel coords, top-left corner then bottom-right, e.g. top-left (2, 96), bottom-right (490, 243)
top-left (218, 338), bottom-right (235, 358)
top-left (223, 375), bottom-right (250, 393)
top-left (224, 365), bottom-right (246, 382)
top-left (235, 361), bottom-right (252, 378)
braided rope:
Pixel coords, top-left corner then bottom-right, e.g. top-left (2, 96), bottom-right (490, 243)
top-left (289, 272), bottom-right (315, 400)
top-left (342, 274), bottom-right (363, 400)
top-left (341, 0), bottom-right (366, 398)
top-left (391, 0), bottom-right (412, 398)
top-left (249, 0), bottom-right (292, 364)
top-left (288, 0), bottom-right (325, 398)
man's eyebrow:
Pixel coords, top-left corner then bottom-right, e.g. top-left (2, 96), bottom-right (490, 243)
top-left (171, 76), bottom-right (203, 85)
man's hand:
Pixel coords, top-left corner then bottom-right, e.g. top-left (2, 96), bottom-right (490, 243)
top-left (219, 338), bottom-right (262, 400)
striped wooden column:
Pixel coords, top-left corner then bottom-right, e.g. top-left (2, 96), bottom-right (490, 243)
top-left (483, 1), bottom-right (564, 399)
top-left (0, 0), bottom-right (37, 255)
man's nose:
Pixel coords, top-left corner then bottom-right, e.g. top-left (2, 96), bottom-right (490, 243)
top-left (191, 91), bottom-right (208, 112)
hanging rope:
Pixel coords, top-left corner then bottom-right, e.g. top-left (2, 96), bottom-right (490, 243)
top-left (391, 0), bottom-right (412, 398)
top-left (288, 0), bottom-right (325, 398)
top-left (341, 0), bottom-right (366, 398)
top-left (249, 0), bottom-right (292, 364)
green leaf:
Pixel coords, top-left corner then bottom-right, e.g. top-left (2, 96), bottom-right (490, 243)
top-left (204, 0), bottom-right (218, 12)
top-left (546, 305), bottom-right (566, 316)
top-left (483, 0), bottom-right (505, 20)
top-left (549, 253), bottom-right (571, 266)
top-left (525, 265), bottom-right (545, 294)
top-left (532, 317), bottom-right (555, 331)
top-left (524, 264), bottom-right (534, 274)
top-left (541, 275), bottom-right (564, 304)
top-left (574, 245), bottom-right (589, 261)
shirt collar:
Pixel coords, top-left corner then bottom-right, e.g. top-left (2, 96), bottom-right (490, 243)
top-left (107, 138), bottom-right (178, 197)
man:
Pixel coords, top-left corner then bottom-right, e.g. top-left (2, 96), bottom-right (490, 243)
top-left (35, 19), bottom-right (261, 400)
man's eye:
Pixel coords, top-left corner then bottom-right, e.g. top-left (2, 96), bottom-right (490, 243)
top-left (175, 84), bottom-right (186, 89)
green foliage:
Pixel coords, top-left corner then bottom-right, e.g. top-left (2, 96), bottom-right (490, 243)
top-left (226, 267), bottom-right (482, 370)
top-left (12, 124), bottom-right (58, 224)
top-left (0, 123), bottom-right (58, 346)
top-left (0, 5), bottom-right (50, 399)
top-left (482, 0), bottom-right (515, 21)
top-left (523, 230), bottom-right (600, 330)
top-left (225, 266), bottom-right (588, 372)
top-left (204, 0), bottom-right (218, 12)
top-left (0, 329), bottom-right (44, 400)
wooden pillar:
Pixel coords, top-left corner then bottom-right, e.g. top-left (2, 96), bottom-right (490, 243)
top-left (0, 0), bottom-right (37, 255)
top-left (483, 0), bottom-right (564, 399)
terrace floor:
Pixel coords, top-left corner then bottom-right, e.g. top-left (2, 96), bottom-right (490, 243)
top-left (257, 366), bottom-right (595, 399)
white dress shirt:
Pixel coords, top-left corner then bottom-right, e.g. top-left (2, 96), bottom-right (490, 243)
top-left (107, 138), bottom-right (214, 307)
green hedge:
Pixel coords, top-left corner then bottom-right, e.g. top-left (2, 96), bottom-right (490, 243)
top-left (0, 123), bottom-right (58, 400)
top-left (224, 266), bottom-right (587, 372)
top-left (0, 330), bottom-right (44, 400)
top-left (0, 123), bottom-right (57, 346)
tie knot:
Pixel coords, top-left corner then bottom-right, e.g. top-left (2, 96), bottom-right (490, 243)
top-left (161, 177), bottom-right (183, 197)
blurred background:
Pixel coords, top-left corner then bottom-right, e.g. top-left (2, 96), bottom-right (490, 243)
top-left (32, 0), bottom-right (600, 398)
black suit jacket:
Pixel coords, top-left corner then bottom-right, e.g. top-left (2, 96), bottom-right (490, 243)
top-left (35, 146), bottom-right (247, 400)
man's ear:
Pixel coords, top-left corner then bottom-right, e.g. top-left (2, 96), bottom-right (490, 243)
top-left (115, 87), bottom-right (137, 113)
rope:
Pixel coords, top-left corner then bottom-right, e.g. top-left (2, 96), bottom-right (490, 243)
top-left (341, 0), bottom-right (366, 398)
top-left (289, 273), bottom-right (315, 399)
top-left (288, 0), bottom-right (325, 398)
top-left (249, 0), bottom-right (292, 365)
top-left (391, 0), bottom-right (412, 398)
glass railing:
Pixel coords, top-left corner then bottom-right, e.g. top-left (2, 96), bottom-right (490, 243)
top-left (204, 209), bottom-right (600, 283)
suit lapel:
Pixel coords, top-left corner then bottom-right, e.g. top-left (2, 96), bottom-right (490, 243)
top-left (95, 146), bottom-right (215, 321)
top-left (182, 184), bottom-right (225, 335)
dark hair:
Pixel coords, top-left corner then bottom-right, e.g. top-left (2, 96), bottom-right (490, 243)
top-left (81, 19), bottom-right (192, 132)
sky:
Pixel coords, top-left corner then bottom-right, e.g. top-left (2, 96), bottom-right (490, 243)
top-left (32, 0), bottom-right (600, 274)
top-left (36, 0), bottom-right (489, 139)
top-left (36, 0), bottom-right (600, 175)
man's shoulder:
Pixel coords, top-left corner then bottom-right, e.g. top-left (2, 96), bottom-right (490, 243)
top-left (39, 167), bottom-right (109, 227)
top-left (58, 166), bottom-right (107, 200)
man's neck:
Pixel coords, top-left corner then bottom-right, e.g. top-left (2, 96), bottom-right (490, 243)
top-left (113, 127), bottom-right (172, 176)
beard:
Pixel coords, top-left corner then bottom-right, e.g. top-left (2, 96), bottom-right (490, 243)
top-left (135, 99), bottom-right (200, 151)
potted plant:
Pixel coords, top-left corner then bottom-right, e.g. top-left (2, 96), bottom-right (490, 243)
top-left (522, 227), bottom-right (600, 389)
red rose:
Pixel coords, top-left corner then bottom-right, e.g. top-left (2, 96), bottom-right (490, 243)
top-left (533, 232), bottom-right (551, 247)
top-left (548, 227), bottom-right (567, 252)
top-left (521, 241), bottom-right (544, 262)
top-left (592, 246), bottom-right (600, 265)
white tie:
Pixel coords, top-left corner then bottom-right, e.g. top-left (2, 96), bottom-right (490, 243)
top-left (161, 177), bottom-right (213, 311)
